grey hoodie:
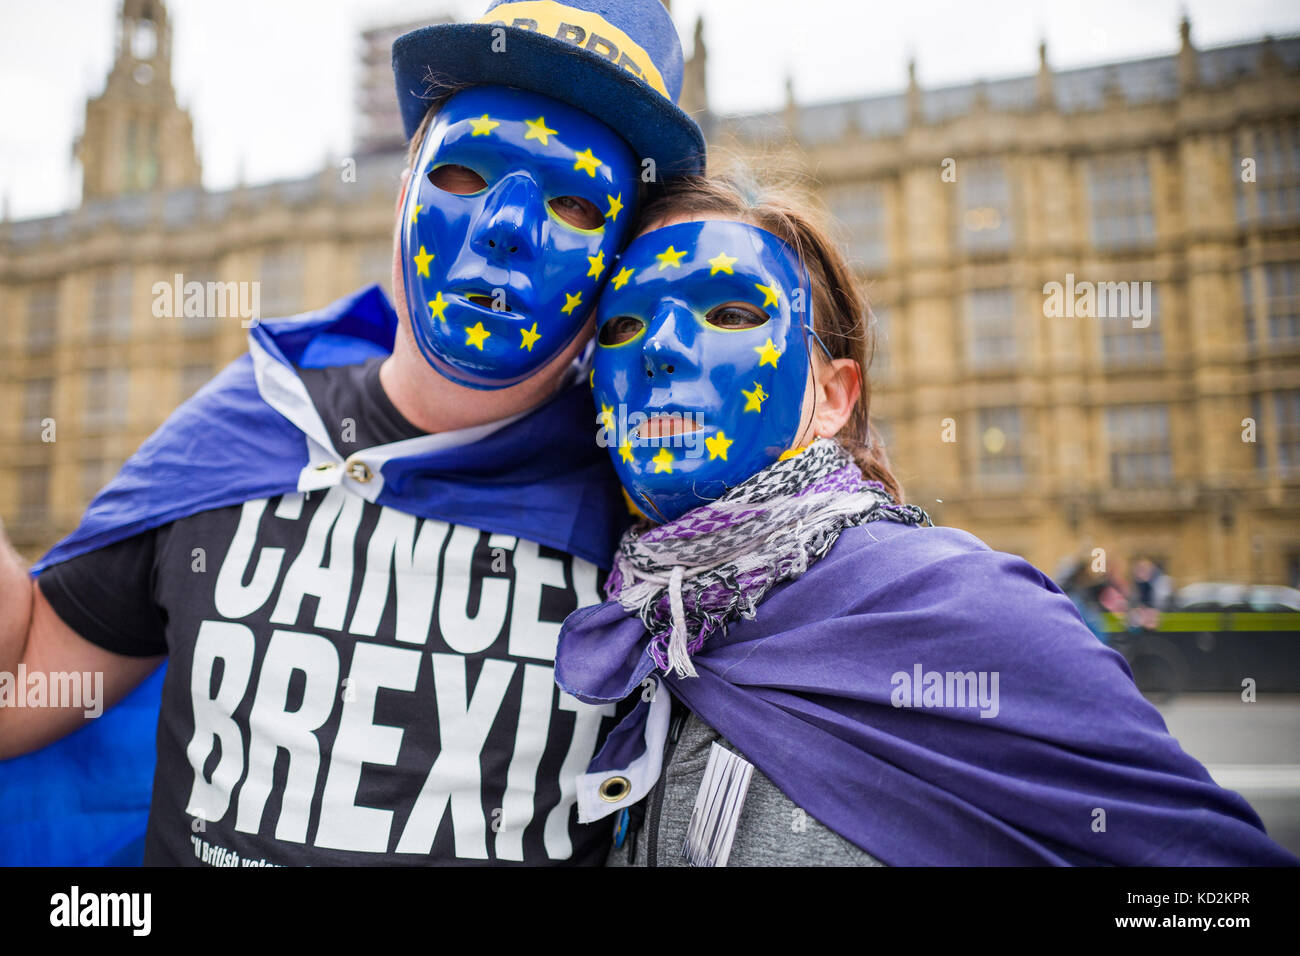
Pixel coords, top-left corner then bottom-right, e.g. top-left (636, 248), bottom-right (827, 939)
top-left (605, 706), bottom-right (885, 867)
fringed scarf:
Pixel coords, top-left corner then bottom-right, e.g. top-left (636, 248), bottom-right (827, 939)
top-left (606, 438), bottom-right (929, 678)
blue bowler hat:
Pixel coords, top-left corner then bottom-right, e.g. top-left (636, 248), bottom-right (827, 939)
top-left (392, 0), bottom-right (706, 177)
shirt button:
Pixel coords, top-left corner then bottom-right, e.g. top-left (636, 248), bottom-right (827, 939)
top-left (345, 459), bottom-right (374, 483)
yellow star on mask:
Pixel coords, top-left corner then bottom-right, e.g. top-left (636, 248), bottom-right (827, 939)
top-left (619, 440), bottom-right (634, 464)
top-left (573, 147), bottom-right (602, 178)
top-left (409, 203), bottom-right (423, 225)
top-left (587, 249), bottom-right (606, 279)
top-left (652, 448), bottom-right (674, 474)
top-left (611, 266), bottom-right (634, 290)
top-left (561, 291), bottom-right (583, 315)
top-left (708, 251), bottom-right (739, 275)
top-left (605, 193), bottom-right (624, 223)
top-left (465, 321), bottom-right (490, 350)
top-left (427, 291), bottom-right (448, 321)
top-left (520, 322), bottom-right (541, 351)
top-left (741, 382), bottom-right (768, 413)
top-left (599, 403), bottom-right (615, 431)
top-left (754, 338), bottom-right (782, 368)
top-left (755, 282), bottom-right (781, 308)
top-left (656, 246), bottom-right (687, 270)
top-left (412, 245), bottom-right (434, 278)
top-left (469, 113), bottom-right (500, 136)
top-left (524, 116), bottom-right (557, 146)
top-left (705, 431), bottom-right (734, 461)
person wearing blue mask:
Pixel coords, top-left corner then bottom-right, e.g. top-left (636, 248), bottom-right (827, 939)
top-left (0, 0), bottom-right (703, 867)
top-left (399, 85), bottom-right (639, 389)
top-left (555, 173), bottom-right (1299, 867)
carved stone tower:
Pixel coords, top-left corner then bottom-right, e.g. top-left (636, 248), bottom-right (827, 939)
top-left (76, 0), bottom-right (201, 202)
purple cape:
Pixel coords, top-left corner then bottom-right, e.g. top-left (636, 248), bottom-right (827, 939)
top-left (556, 521), bottom-right (1298, 865)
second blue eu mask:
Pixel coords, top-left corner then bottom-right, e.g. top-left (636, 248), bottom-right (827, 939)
top-left (400, 85), bottom-right (641, 389)
top-left (592, 219), bottom-right (819, 522)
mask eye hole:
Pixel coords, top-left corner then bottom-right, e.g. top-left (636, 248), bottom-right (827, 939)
top-left (704, 302), bottom-right (769, 331)
top-left (549, 195), bottom-right (604, 230)
top-left (428, 163), bottom-right (487, 194)
top-left (598, 315), bottom-right (645, 346)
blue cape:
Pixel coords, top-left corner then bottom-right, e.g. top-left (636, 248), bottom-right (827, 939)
top-left (557, 522), bottom-right (1299, 866)
top-left (0, 284), bottom-right (627, 866)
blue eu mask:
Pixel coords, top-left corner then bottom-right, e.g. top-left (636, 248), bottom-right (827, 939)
top-left (400, 84), bottom-right (640, 389)
top-left (592, 219), bottom-right (821, 522)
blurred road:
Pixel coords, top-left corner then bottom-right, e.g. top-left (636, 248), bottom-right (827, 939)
top-left (1154, 693), bottom-right (1300, 857)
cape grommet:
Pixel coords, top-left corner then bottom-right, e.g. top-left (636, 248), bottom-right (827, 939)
top-left (599, 776), bottom-right (631, 802)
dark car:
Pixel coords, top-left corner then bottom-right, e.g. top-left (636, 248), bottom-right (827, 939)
top-left (1106, 583), bottom-right (1300, 699)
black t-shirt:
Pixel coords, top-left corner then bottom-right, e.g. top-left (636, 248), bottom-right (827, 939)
top-left (39, 357), bottom-right (625, 866)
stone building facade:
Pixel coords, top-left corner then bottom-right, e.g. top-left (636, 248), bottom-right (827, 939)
top-left (2, 3), bottom-right (1297, 589)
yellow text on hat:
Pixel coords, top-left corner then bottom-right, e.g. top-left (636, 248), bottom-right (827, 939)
top-left (477, 1), bottom-right (670, 100)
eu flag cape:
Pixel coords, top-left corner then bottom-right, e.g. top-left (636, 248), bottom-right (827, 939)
top-left (0, 284), bottom-right (627, 865)
top-left (557, 522), bottom-right (1299, 866)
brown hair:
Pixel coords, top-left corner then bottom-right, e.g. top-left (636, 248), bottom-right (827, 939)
top-left (632, 169), bottom-right (904, 503)
top-left (405, 109), bottom-right (435, 169)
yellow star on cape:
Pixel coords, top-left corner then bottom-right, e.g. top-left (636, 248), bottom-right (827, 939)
top-left (605, 193), bottom-right (624, 222)
top-left (599, 403), bottom-right (615, 431)
top-left (427, 291), bottom-right (448, 321)
top-left (524, 116), bottom-right (557, 146)
top-left (705, 431), bottom-right (734, 461)
top-left (469, 113), bottom-right (500, 136)
top-left (755, 282), bottom-right (781, 308)
top-left (708, 251), bottom-right (739, 275)
top-left (573, 147), bottom-right (602, 178)
top-left (611, 266), bottom-right (634, 290)
top-left (741, 382), bottom-right (768, 413)
top-left (651, 448), bottom-right (674, 474)
top-left (655, 246), bottom-right (687, 270)
top-left (412, 245), bottom-right (434, 278)
top-left (409, 203), bottom-right (423, 225)
top-left (754, 338), bottom-right (782, 368)
top-left (465, 321), bottom-right (490, 350)
top-left (520, 322), bottom-right (541, 351)
top-left (587, 249), bottom-right (606, 279)
top-left (619, 440), bottom-right (634, 464)
top-left (561, 291), bottom-right (583, 315)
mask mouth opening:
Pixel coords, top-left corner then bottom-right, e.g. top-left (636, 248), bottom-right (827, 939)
top-left (633, 413), bottom-right (704, 441)
top-left (463, 291), bottom-right (513, 314)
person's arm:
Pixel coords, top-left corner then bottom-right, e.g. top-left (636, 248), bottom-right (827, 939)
top-left (0, 524), bottom-right (164, 760)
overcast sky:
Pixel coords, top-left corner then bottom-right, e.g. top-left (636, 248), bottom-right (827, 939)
top-left (1, 0), bottom-right (1298, 220)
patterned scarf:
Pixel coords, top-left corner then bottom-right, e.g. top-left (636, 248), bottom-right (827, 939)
top-left (606, 438), bottom-right (930, 678)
